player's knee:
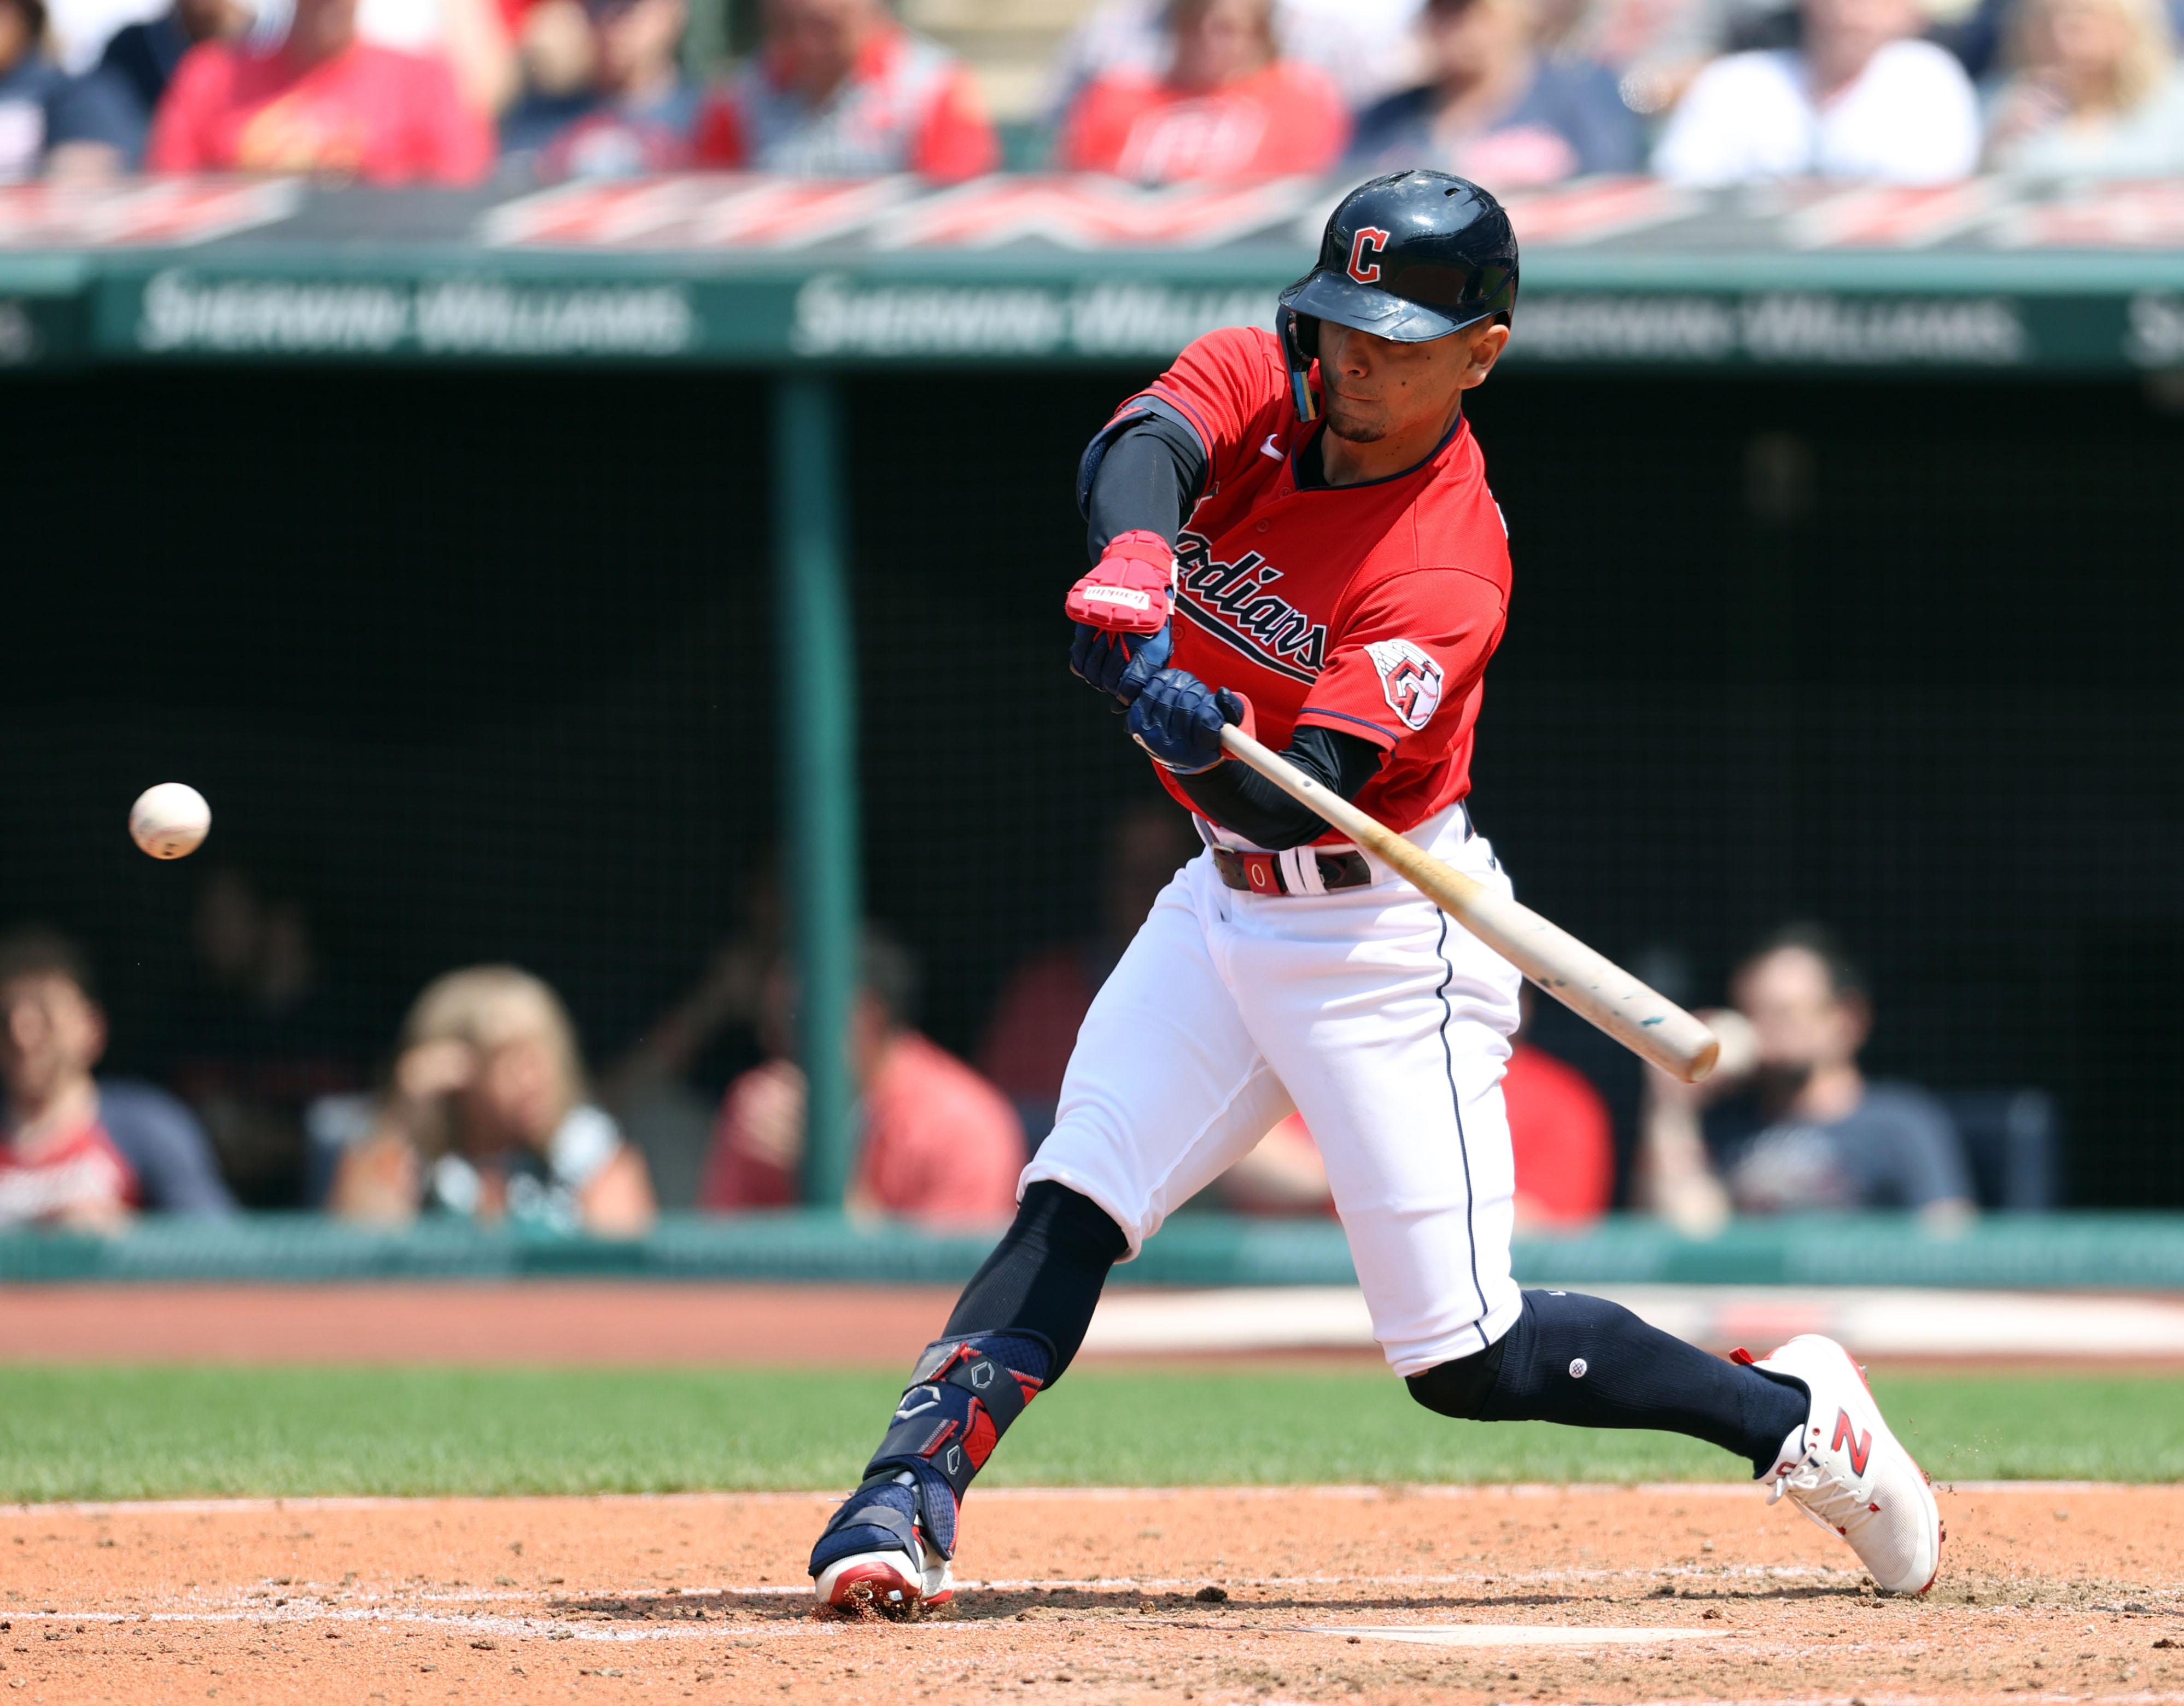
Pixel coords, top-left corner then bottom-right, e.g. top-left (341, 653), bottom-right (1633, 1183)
top-left (1405, 1341), bottom-right (1507, 1420)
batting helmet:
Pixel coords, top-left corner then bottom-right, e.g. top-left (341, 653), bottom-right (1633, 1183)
top-left (1276, 170), bottom-right (1520, 423)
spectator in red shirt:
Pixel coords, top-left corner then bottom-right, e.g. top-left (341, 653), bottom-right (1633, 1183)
top-left (693, 0), bottom-right (996, 177)
top-left (147, 0), bottom-right (493, 181)
top-left (1502, 991), bottom-right (1614, 1228)
top-left (1056, 0), bottom-right (1349, 181)
top-left (703, 929), bottom-right (1023, 1228)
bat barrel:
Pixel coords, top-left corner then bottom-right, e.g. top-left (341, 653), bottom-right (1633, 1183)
top-left (1443, 888), bottom-right (1720, 1083)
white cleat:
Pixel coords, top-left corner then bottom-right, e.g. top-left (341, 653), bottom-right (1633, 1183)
top-left (1739, 1334), bottom-right (1943, 1596)
top-left (811, 1474), bottom-right (954, 1621)
top-left (813, 1540), bottom-right (953, 1620)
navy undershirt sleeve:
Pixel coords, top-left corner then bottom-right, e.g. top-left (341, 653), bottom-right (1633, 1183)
top-left (1174, 723), bottom-right (1384, 849)
top-left (1078, 399), bottom-right (1209, 559)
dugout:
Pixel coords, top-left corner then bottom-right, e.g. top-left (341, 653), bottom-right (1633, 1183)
top-left (3, 177), bottom-right (2181, 1211)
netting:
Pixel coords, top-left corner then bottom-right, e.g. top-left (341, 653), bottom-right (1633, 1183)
top-left (2, 364), bottom-right (2179, 1206)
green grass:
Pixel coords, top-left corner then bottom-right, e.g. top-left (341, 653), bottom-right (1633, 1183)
top-left (0, 1366), bottom-right (2176, 1503)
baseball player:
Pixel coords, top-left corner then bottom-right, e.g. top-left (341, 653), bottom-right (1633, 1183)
top-left (807, 170), bottom-right (1942, 1617)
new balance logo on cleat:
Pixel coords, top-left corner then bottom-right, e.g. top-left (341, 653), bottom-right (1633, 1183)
top-left (1832, 1408), bottom-right (1873, 1476)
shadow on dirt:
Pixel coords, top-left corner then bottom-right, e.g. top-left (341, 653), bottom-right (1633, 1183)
top-left (545, 1579), bottom-right (1880, 1628)
top-left (550, 1591), bottom-right (787, 1623)
top-left (941, 1588), bottom-right (1585, 1621)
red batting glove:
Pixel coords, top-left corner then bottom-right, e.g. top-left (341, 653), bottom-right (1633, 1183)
top-left (1064, 529), bottom-right (1175, 636)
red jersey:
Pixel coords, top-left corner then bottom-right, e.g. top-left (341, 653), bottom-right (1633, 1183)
top-left (1056, 62), bottom-right (1349, 183)
top-left (148, 39), bottom-right (492, 184)
top-left (1126, 325), bottom-right (1513, 838)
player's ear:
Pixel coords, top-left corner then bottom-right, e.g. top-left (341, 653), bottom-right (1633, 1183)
top-left (1455, 322), bottom-right (1511, 391)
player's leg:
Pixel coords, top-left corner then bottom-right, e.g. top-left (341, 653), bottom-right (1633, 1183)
top-left (805, 1183), bottom-right (1118, 1616)
top-left (1410, 1301), bottom-right (1942, 1593)
top-left (1227, 806), bottom-right (1938, 1593)
top-left (808, 851), bottom-right (1292, 1616)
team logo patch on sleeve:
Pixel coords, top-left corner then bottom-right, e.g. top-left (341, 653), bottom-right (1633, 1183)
top-left (1365, 639), bottom-right (1445, 731)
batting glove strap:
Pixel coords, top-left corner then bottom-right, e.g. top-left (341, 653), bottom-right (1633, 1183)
top-left (862, 1334), bottom-right (1052, 1551)
top-left (1064, 529), bottom-right (1176, 636)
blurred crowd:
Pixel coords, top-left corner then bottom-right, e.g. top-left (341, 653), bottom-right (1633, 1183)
top-left (4, 0), bottom-right (2183, 185)
top-left (0, 801), bottom-right (2036, 1238)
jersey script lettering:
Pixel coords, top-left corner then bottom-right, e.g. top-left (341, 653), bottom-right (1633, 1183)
top-left (1172, 529), bottom-right (1328, 681)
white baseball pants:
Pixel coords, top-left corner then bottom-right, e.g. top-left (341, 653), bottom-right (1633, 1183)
top-left (1022, 801), bottom-right (1526, 1377)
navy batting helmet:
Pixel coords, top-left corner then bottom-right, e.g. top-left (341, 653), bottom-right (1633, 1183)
top-left (1276, 170), bottom-right (1519, 423)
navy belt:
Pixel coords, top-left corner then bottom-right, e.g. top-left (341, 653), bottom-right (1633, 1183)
top-left (1210, 847), bottom-right (1373, 896)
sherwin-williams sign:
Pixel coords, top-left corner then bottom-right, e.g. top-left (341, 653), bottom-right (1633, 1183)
top-left (3, 174), bottom-right (2180, 371)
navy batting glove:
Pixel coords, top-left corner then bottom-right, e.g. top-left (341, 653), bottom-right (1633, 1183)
top-left (1070, 619), bottom-right (1172, 704)
top-left (1128, 669), bottom-right (1245, 774)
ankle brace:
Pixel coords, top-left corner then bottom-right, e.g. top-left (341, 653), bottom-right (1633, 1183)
top-left (863, 1331), bottom-right (1052, 1556)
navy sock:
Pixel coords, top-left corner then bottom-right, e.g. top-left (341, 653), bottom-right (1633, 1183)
top-left (1413, 1290), bottom-right (1809, 1478)
top-left (943, 1181), bottom-right (1129, 1378)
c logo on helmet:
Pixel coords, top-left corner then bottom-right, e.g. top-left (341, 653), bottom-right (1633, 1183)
top-left (1347, 226), bottom-right (1392, 284)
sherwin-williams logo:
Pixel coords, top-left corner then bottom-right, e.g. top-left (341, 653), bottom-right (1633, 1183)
top-left (1173, 530), bottom-right (1327, 683)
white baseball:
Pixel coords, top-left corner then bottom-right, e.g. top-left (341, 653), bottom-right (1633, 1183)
top-left (129, 783), bottom-right (212, 860)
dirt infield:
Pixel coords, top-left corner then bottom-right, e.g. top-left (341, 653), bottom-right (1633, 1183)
top-left (3, 1484), bottom-right (2180, 1704)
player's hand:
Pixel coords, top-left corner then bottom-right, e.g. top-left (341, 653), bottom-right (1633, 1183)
top-left (1128, 669), bottom-right (1249, 774)
top-left (1070, 619), bottom-right (1171, 703)
top-left (1066, 529), bottom-right (1176, 704)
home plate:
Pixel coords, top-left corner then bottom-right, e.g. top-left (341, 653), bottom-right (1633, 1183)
top-left (1311, 1626), bottom-right (1719, 1648)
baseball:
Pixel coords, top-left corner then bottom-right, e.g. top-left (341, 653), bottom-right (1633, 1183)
top-left (129, 782), bottom-right (212, 860)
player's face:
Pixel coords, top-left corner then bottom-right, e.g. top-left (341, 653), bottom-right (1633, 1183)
top-left (1317, 321), bottom-right (1493, 444)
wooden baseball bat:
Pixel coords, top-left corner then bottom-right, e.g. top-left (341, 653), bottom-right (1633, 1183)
top-left (1218, 725), bottom-right (1720, 1084)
